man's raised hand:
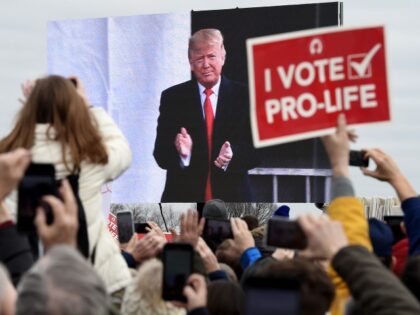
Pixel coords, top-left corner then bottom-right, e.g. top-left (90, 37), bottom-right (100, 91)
top-left (175, 127), bottom-right (193, 158)
top-left (214, 141), bottom-right (232, 170)
top-left (361, 148), bottom-right (417, 201)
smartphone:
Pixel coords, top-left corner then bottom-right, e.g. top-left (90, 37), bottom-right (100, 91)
top-left (349, 150), bottom-right (369, 167)
top-left (383, 215), bottom-right (405, 245)
top-left (116, 211), bottom-right (134, 243)
top-left (243, 276), bottom-right (301, 315)
top-left (17, 163), bottom-right (58, 232)
top-left (203, 218), bottom-right (233, 241)
top-left (265, 217), bottom-right (308, 250)
top-left (162, 243), bottom-right (194, 302)
top-left (134, 222), bottom-right (150, 234)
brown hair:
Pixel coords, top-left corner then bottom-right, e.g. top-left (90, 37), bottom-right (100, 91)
top-left (0, 75), bottom-right (108, 172)
top-left (241, 258), bottom-right (335, 315)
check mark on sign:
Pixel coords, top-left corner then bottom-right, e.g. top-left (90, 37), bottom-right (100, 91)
top-left (350, 44), bottom-right (382, 77)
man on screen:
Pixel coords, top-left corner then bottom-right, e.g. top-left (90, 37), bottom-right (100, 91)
top-left (153, 28), bottom-right (258, 202)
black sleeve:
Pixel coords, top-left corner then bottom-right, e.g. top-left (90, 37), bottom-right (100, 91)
top-left (188, 307), bottom-right (211, 315)
top-left (332, 245), bottom-right (420, 315)
top-left (0, 224), bottom-right (35, 286)
top-left (225, 84), bottom-right (259, 173)
top-left (153, 89), bottom-right (183, 171)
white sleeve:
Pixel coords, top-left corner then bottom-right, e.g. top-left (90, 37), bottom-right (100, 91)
top-left (91, 107), bottom-right (132, 181)
top-left (180, 153), bottom-right (191, 167)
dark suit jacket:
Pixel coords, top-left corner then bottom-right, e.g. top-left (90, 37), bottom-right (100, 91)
top-left (153, 76), bottom-right (258, 202)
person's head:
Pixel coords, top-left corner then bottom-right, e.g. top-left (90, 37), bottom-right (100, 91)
top-left (219, 263), bottom-right (239, 283)
top-left (16, 245), bottom-right (109, 315)
top-left (202, 199), bottom-right (228, 220)
top-left (368, 218), bottom-right (394, 268)
top-left (0, 75), bottom-right (108, 172)
top-left (241, 215), bottom-right (259, 231)
top-left (188, 29), bottom-right (226, 89)
top-left (0, 264), bottom-right (17, 315)
top-left (250, 225), bottom-right (274, 258)
top-left (216, 239), bottom-right (243, 279)
top-left (241, 258), bottom-right (335, 315)
top-left (121, 258), bottom-right (185, 315)
top-left (207, 280), bottom-right (244, 315)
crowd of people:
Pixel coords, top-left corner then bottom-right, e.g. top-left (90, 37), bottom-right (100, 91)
top-left (1, 31), bottom-right (420, 315)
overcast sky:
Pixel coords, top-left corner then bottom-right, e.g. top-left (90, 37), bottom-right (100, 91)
top-left (1, 0), bottom-right (419, 208)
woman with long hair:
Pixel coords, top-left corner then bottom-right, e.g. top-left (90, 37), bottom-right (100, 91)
top-left (0, 75), bottom-right (132, 295)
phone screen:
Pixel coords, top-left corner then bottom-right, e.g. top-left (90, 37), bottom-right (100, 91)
top-left (245, 287), bottom-right (300, 315)
top-left (135, 222), bottom-right (150, 234)
top-left (244, 276), bottom-right (300, 315)
top-left (162, 243), bottom-right (193, 302)
top-left (117, 211), bottom-right (134, 243)
top-left (17, 163), bottom-right (57, 232)
top-left (349, 150), bottom-right (369, 167)
top-left (203, 219), bottom-right (233, 241)
top-left (266, 218), bottom-right (307, 249)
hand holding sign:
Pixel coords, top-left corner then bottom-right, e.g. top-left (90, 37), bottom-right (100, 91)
top-left (247, 26), bottom-right (390, 148)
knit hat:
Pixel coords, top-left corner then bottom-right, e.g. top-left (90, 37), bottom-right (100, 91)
top-left (368, 218), bottom-right (394, 257)
top-left (202, 199), bottom-right (228, 220)
top-left (273, 205), bottom-right (290, 218)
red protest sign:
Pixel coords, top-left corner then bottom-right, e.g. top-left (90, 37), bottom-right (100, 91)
top-left (247, 26), bottom-right (390, 148)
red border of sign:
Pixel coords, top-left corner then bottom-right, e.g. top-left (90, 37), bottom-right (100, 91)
top-left (246, 25), bottom-right (391, 148)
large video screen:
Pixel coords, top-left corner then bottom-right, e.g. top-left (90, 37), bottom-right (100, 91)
top-left (48, 2), bottom-right (341, 203)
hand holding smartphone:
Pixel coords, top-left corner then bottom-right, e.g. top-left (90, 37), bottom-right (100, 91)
top-left (349, 150), bottom-right (369, 167)
top-left (17, 163), bottom-right (58, 232)
top-left (162, 243), bottom-right (194, 302)
top-left (203, 218), bottom-right (233, 241)
top-left (265, 217), bottom-right (308, 250)
top-left (135, 222), bottom-right (151, 234)
top-left (116, 211), bottom-right (134, 243)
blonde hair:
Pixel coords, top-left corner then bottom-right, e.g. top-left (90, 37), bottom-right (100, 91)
top-left (188, 28), bottom-right (226, 59)
top-left (121, 259), bottom-right (186, 315)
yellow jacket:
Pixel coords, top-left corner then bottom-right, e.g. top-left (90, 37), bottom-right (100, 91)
top-left (327, 196), bottom-right (373, 315)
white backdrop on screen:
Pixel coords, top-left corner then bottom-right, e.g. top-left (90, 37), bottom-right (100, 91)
top-left (48, 13), bottom-right (191, 203)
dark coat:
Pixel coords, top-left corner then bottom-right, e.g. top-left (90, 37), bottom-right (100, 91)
top-left (332, 245), bottom-right (420, 315)
top-left (153, 76), bottom-right (258, 202)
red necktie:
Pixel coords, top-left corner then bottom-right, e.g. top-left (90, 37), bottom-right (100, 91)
top-left (204, 88), bottom-right (214, 201)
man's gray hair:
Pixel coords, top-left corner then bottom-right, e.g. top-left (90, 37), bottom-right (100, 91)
top-left (188, 28), bottom-right (226, 59)
top-left (16, 245), bottom-right (109, 315)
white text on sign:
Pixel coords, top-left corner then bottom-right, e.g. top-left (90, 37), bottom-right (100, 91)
top-left (263, 44), bottom-right (381, 124)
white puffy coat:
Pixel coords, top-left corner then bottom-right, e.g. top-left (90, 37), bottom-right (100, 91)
top-left (7, 107), bottom-right (132, 293)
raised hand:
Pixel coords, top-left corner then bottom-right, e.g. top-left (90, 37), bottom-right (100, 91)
top-left (175, 127), bottom-right (193, 158)
top-left (321, 114), bottom-right (357, 177)
top-left (230, 217), bottom-right (255, 254)
top-left (196, 237), bottom-right (220, 273)
top-left (34, 180), bottom-right (79, 252)
top-left (361, 148), bottom-right (417, 201)
top-left (67, 76), bottom-right (90, 106)
top-left (297, 214), bottom-right (348, 260)
top-left (183, 274), bottom-right (207, 312)
top-left (178, 209), bottom-right (205, 247)
top-left (214, 141), bottom-right (233, 170)
top-left (19, 80), bottom-right (36, 104)
top-left (0, 149), bottom-right (31, 200)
